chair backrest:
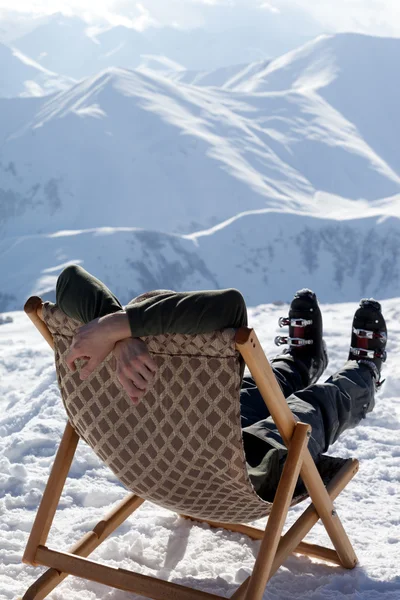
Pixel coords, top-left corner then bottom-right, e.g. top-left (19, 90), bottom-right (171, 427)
top-left (44, 303), bottom-right (274, 523)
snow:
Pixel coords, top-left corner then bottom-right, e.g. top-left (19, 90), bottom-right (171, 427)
top-left (8, 12), bottom-right (320, 77)
top-left (2, 34), bottom-right (400, 242)
top-left (155, 60), bottom-right (271, 89)
top-left (2, 210), bottom-right (400, 313)
top-left (0, 43), bottom-right (75, 98)
top-left (0, 299), bottom-right (399, 599)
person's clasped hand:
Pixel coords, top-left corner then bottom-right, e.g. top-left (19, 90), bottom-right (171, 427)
top-left (113, 338), bottom-right (157, 404)
top-left (65, 312), bottom-right (157, 404)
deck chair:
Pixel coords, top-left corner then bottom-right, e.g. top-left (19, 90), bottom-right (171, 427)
top-left (21, 296), bottom-right (360, 600)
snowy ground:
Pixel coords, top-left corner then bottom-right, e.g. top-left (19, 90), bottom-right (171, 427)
top-left (0, 299), bottom-right (399, 600)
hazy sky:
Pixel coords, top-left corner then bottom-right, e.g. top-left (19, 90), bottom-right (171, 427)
top-left (0, 0), bottom-right (399, 37)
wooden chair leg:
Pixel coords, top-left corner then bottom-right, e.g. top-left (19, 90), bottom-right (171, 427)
top-left (236, 422), bottom-right (310, 600)
top-left (23, 421), bottom-right (79, 566)
top-left (271, 458), bottom-right (359, 575)
top-left (22, 568), bottom-right (64, 600)
top-left (228, 458), bottom-right (358, 600)
top-left (23, 494), bottom-right (144, 600)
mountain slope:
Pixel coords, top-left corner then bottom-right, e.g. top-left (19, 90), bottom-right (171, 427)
top-left (157, 59), bottom-right (272, 89)
top-left (11, 11), bottom-right (320, 77)
top-left (2, 209), bottom-right (400, 312)
top-left (231, 33), bottom-right (400, 175)
top-left (11, 15), bottom-right (100, 78)
top-left (0, 68), bottom-right (277, 237)
top-left (0, 42), bottom-right (74, 98)
top-left (2, 34), bottom-right (400, 239)
top-left (1, 33), bottom-right (400, 309)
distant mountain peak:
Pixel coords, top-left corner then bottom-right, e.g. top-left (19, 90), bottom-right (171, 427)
top-left (231, 32), bottom-right (400, 94)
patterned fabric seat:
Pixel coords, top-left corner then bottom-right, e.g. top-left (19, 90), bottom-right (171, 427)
top-left (44, 302), bottom-right (346, 524)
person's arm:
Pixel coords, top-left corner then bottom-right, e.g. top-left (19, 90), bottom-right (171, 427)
top-left (65, 311), bottom-right (132, 378)
top-left (126, 288), bottom-right (247, 336)
top-left (65, 311), bottom-right (157, 404)
top-left (66, 288), bottom-right (247, 402)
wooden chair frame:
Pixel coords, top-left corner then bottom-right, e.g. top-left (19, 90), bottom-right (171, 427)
top-left (21, 297), bottom-right (360, 600)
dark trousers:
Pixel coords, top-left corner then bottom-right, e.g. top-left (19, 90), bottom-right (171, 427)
top-left (57, 265), bottom-right (375, 501)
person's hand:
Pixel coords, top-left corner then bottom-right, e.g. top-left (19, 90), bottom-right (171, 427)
top-left (66, 312), bottom-right (131, 380)
top-left (113, 338), bottom-right (157, 404)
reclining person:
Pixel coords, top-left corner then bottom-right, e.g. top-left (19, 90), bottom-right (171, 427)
top-left (56, 265), bottom-right (387, 500)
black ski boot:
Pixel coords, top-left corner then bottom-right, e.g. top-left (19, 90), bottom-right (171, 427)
top-left (348, 299), bottom-right (387, 385)
top-left (274, 289), bottom-right (328, 385)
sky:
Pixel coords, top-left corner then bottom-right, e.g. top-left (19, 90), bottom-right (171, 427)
top-left (0, 0), bottom-right (399, 37)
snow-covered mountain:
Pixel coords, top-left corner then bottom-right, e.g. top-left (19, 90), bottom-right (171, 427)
top-left (150, 59), bottom-right (272, 89)
top-left (230, 33), bottom-right (400, 176)
top-left (1, 210), bottom-right (400, 312)
top-left (2, 34), bottom-right (400, 237)
top-left (10, 12), bottom-right (320, 77)
top-left (1, 33), bottom-right (400, 310)
top-left (0, 42), bottom-right (75, 98)
top-left (1, 67), bottom-right (277, 237)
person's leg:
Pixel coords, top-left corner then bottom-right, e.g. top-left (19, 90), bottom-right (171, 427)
top-left (240, 359), bottom-right (306, 429)
top-left (243, 297), bottom-right (387, 502)
top-left (243, 361), bottom-right (376, 501)
top-left (243, 297), bottom-right (387, 469)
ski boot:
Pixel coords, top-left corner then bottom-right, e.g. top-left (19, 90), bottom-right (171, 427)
top-left (349, 299), bottom-right (387, 386)
top-left (274, 289), bottom-right (328, 385)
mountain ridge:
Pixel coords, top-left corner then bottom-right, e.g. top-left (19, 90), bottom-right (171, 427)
top-left (0, 42), bottom-right (74, 98)
top-left (2, 35), bottom-right (399, 238)
top-left (2, 210), bottom-right (400, 312)
top-left (1, 32), bottom-right (400, 309)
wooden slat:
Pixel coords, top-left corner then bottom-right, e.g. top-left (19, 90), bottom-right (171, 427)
top-left (23, 494), bottom-right (144, 599)
top-left (183, 518), bottom-right (341, 565)
top-left (295, 542), bottom-right (340, 565)
top-left (271, 457), bottom-right (359, 576)
top-left (22, 422), bottom-right (79, 566)
top-left (35, 547), bottom-right (223, 600)
top-left (230, 458), bottom-right (359, 600)
top-left (242, 422), bottom-right (310, 600)
top-left (24, 297), bottom-right (54, 349)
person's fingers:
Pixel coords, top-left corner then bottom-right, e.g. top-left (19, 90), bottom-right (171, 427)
top-left (129, 358), bottom-right (155, 383)
top-left (66, 347), bottom-right (79, 372)
top-left (124, 366), bottom-right (147, 390)
top-left (66, 332), bottom-right (87, 370)
top-left (80, 357), bottom-right (99, 380)
top-left (140, 352), bottom-right (157, 373)
top-left (118, 371), bottom-right (145, 402)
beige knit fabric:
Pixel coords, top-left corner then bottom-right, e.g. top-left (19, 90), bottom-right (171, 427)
top-left (43, 303), bottom-right (346, 523)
